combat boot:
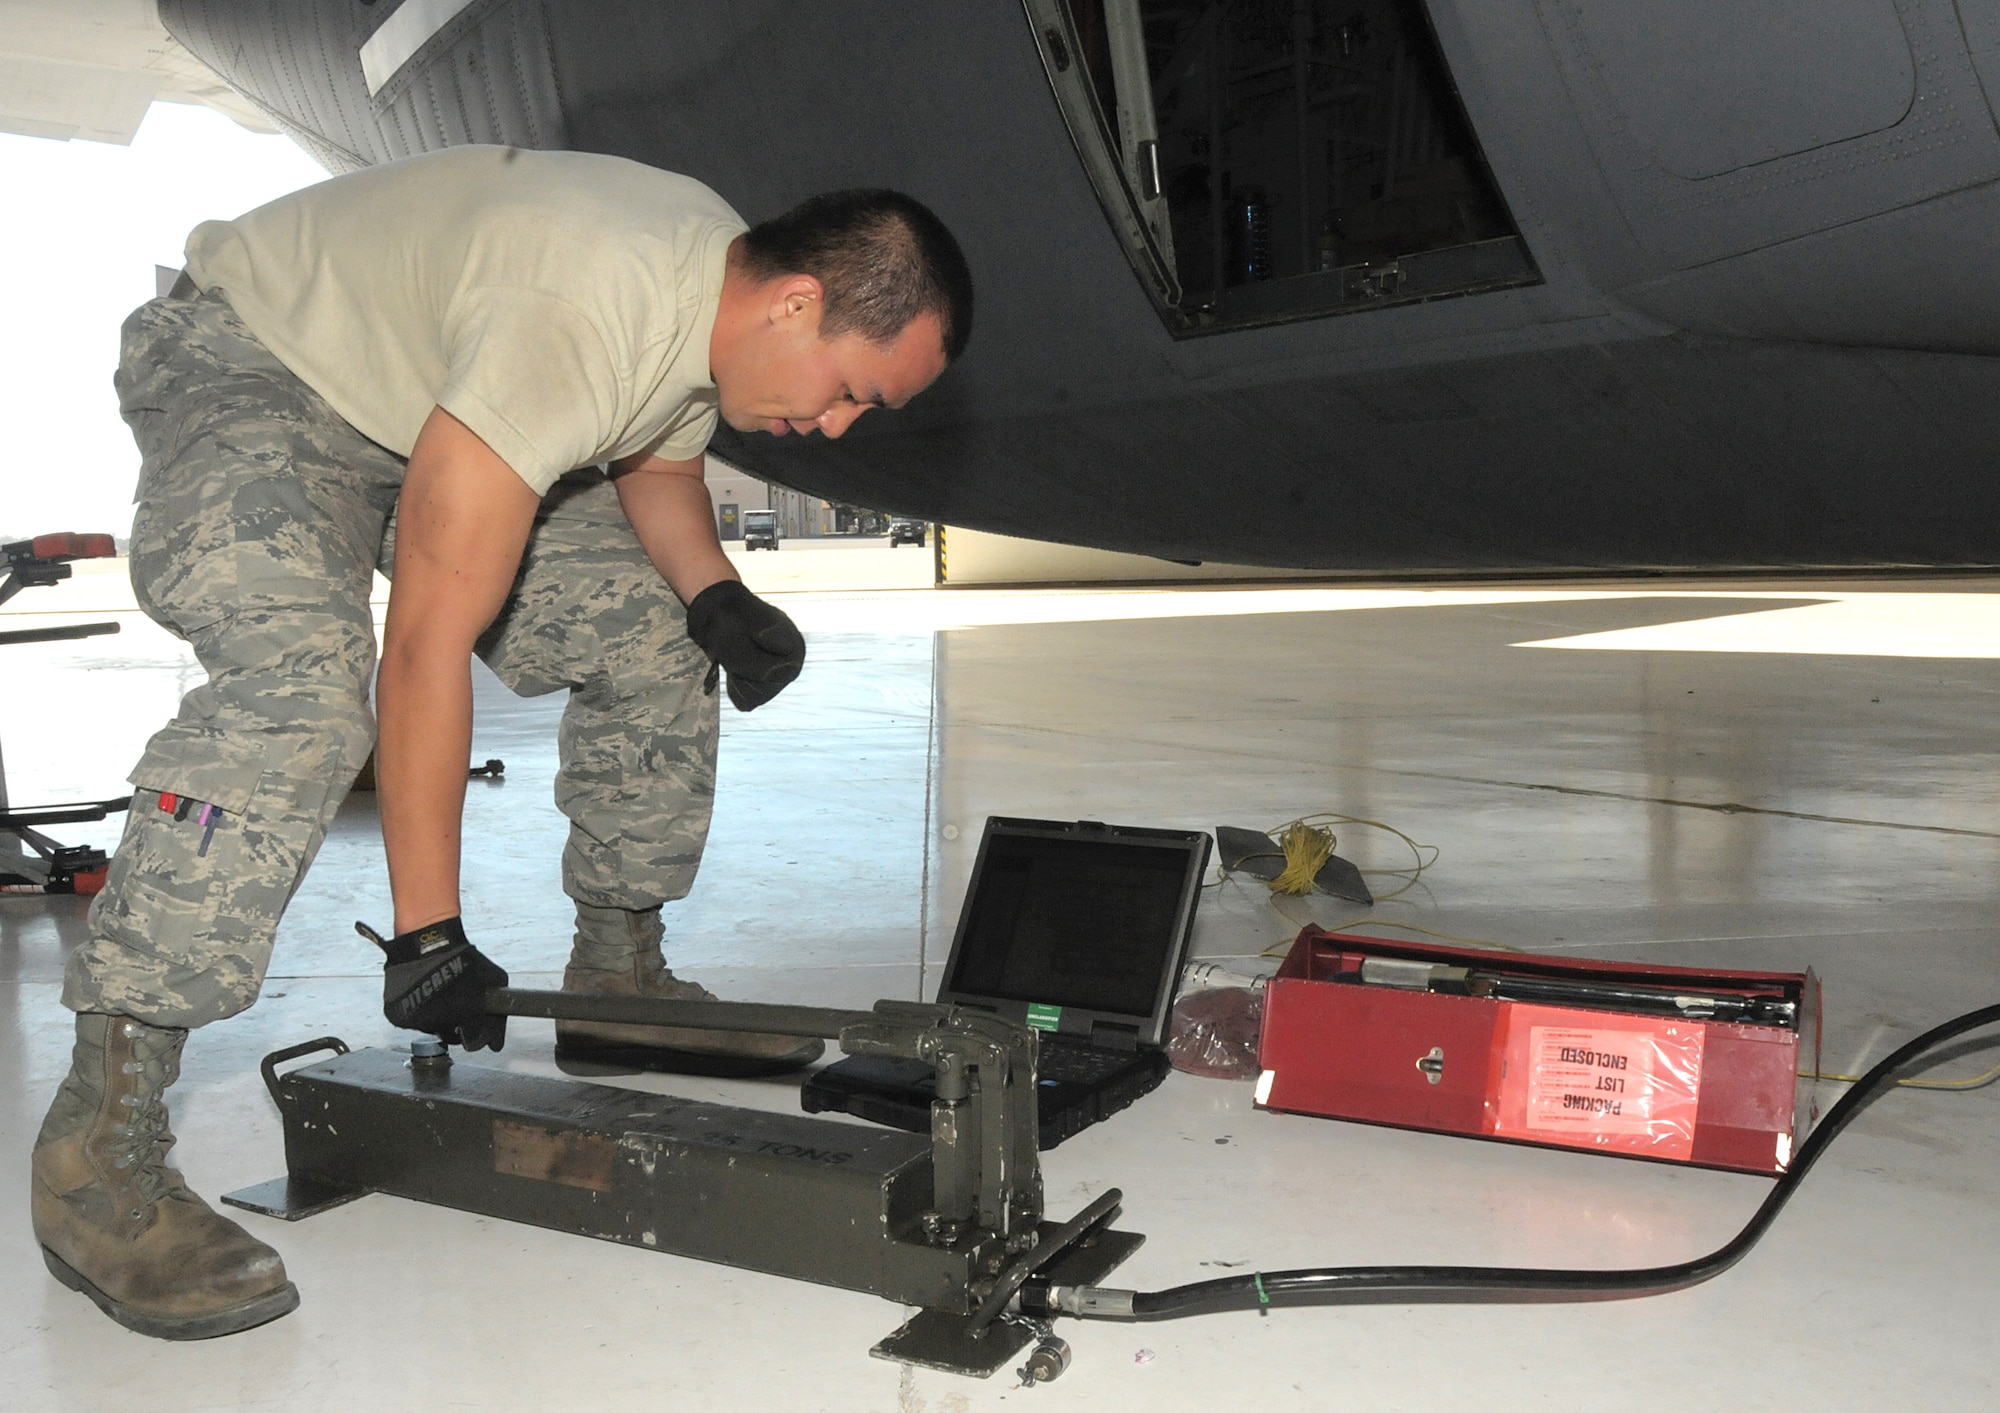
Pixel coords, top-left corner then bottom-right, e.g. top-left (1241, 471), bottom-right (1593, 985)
top-left (555, 903), bottom-right (823, 1077)
top-left (31, 1012), bottom-right (298, 1339)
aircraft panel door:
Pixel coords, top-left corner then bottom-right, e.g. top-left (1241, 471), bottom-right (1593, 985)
top-left (1536, 0), bottom-right (2000, 268)
top-left (1568, 0), bottom-right (1916, 181)
top-left (1026, 0), bottom-right (1543, 336)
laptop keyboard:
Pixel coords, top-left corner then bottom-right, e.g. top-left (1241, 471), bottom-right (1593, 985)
top-left (1037, 1039), bottom-right (1134, 1083)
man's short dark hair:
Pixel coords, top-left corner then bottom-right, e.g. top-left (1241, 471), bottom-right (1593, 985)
top-left (739, 189), bottom-right (973, 362)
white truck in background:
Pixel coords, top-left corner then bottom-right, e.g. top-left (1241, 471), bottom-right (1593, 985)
top-left (741, 509), bottom-right (779, 551)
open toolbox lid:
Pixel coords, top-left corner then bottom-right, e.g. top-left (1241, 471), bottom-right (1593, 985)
top-left (1258, 926), bottom-right (1823, 1175)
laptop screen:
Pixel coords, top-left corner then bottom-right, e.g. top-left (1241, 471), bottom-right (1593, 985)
top-left (947, 827), bottom-right (1202, 1019)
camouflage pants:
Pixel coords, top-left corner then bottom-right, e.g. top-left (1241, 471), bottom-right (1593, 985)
top-left (65, 289), bottom-right (719, 1028)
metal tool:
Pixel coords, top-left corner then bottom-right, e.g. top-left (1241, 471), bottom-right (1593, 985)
top-left (1017, 1333), bottom-right (1072, 1385)
top-left (0, 533), bottom-right (129, 892)
top-left (226, 988), bottom-right (1141, 1377)
top-left (1355, 956), bottom-right (1799, 1026)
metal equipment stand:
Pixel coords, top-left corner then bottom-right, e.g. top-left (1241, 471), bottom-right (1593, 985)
top-left (226, 990), bottom-right (1143, 1378)
top-left (0, 535), bottom-right (131, 893)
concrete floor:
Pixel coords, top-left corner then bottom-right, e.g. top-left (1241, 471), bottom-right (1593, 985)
top-left (3, 557), bottom-right (1997, 1410)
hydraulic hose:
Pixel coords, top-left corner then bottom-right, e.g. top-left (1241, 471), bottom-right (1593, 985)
top-left (1024, 1000), bottom-right (2000, 1321)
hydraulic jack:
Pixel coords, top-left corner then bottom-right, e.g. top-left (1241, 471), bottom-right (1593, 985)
top-left (225, 990), bottom-right (1142, 1377)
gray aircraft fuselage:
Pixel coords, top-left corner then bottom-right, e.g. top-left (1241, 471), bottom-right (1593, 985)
top-left (159, 0), bottom-right (2000, 572)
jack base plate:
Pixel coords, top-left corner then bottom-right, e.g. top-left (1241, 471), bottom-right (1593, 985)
top-left (221, 1174), bottom-right (368, 1221)
top-left (871, 1226), bottom-right (1145, 1377)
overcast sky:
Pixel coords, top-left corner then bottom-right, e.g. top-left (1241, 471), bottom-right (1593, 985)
top-left (0, 102), bottom-right (326, 542)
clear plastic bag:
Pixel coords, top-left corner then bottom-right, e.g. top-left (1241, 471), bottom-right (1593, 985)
top-left (1165, 986), bottom-right (1264, 1080)
top-left (1487, 1004), bottom-right (1707, 1161)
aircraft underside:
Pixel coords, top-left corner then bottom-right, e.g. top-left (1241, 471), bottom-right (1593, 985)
top-left (156, 0), bottom-right (2000, 572)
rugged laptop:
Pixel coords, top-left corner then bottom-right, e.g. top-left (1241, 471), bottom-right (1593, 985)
top-left (801, 816), bottom-right (1211, 1149)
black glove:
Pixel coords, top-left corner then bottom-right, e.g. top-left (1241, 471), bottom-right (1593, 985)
top-left (685, 579), bottom-right (806, 712)
top-left (362, 916), bottom-right (509, 1051)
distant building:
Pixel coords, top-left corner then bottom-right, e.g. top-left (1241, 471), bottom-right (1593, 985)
top-left (703, 456), bottom-right (833, 541)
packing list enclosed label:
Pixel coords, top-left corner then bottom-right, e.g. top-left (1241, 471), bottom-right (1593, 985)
top-left (1486, 1004), bottom-right (1706, 1161)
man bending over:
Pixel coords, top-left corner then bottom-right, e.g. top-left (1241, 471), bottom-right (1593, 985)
top-left (30, 146), bottom-right (972, 1340)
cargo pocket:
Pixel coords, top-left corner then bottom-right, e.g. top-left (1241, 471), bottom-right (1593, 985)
top-left (129, 724), bottom-right (269, 816)
top-left (79, 727), bottom-right (277, 1024)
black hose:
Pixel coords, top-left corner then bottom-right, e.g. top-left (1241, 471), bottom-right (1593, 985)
top-left (1105, 1000), bottom-right (2000, 1319)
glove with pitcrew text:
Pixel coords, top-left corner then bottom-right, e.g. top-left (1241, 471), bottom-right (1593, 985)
top-left (361, 915), bottom-right (509, 1051)
top-left (685, 579), bottom-right (806, 712)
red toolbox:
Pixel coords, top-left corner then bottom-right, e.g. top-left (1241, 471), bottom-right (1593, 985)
top-left (1256, 927), bottom-right (1821, 1174)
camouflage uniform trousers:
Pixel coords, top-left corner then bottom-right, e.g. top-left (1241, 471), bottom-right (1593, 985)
top-left (65, 288), bottom-right (719, 1028)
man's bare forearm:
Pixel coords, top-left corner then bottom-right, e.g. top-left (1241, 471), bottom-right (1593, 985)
top-left (612, 455), bottom-right (735, 604)
top-left (378, 407), bottom-right (540, 935)
top-left (376, 627), bottom-right (476, 933)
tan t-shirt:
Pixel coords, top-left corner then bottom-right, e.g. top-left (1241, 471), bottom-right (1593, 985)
top-left (184, 146), bottom-right (746, 494)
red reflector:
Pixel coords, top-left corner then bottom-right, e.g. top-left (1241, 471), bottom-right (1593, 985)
top-left (26, 533), bottom-right (115, 560)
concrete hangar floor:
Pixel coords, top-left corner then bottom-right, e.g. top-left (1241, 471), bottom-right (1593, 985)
top-left (3, 548), bottom-right (1997, 1411)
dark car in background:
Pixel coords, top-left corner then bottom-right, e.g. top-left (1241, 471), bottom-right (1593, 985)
top-left (888, 518), bottom-right (927, 548)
